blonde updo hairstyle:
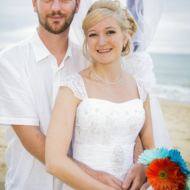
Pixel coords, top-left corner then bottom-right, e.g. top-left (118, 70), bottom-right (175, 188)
top-left (82, 0), bottom-right (137, 63)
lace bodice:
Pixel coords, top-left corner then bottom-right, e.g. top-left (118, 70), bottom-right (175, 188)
top-left (61, 73), bottom-right (150, 190)
top-left (61, 72), bottom-right (149, 102)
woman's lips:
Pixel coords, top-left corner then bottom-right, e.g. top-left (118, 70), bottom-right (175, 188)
top-left (97, 48), bottom-right (112, 54)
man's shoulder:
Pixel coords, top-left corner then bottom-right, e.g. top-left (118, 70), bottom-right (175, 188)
top-left (70, 41), bottom-right (82, 52)
top-left (70, 41), bottom-right (87, 61)
top-left (70, 41), bottom-right (91, 68)
top-left (0, 37), bottom-right (32, 60)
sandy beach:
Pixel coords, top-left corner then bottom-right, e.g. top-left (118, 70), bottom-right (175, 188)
top-left (0, 125), bottom-right (7, 190)
top-left (0, 101), bottom-right (190, 189)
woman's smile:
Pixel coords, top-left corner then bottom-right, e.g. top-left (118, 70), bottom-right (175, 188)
top-left (97, 48), bottom-right (112, 54)
top-left (87, 17), bottom-right (127, 65)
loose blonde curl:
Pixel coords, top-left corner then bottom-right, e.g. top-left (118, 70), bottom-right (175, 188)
top-left (82, 0), bottom-right (137, 64)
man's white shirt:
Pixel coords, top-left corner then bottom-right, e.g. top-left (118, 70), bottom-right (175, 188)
top-left (0, 30), bottom-right (90, 190)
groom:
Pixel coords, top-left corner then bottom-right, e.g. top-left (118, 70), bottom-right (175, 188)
top-left (0, 0), bottom-right (148, 189)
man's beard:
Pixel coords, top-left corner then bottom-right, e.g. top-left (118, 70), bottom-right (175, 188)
top-left (37, 8), bottom-right (76, 34)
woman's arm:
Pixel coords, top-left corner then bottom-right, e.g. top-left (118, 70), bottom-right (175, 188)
top-left (45, 87), bottom-right (115, 190)
top-left (140, 94), bottom-right (155, 150)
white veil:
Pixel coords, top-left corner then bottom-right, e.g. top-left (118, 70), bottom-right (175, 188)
top-left (70, 0), bottom-right (164, 51)
top-left (69, 0), bottom-right (172, 149)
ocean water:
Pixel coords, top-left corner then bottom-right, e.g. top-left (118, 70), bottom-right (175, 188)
top-left (0, 48), bottom-right (189, 104)
top-left (150, 53), bottom-right (190, 104)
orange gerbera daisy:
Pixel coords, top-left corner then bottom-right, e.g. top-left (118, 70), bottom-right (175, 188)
top-left (146, 157), bottom-right (185, 190)
top-left (176, 170), bottom-right (187, 190)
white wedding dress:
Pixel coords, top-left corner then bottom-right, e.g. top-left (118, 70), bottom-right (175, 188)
top-left (61, 73), bottom-right (153, 190)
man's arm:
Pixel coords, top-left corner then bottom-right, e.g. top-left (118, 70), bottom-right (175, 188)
top-left (71, 156), bottom-right (122, 189)
top-left (12, 125), bottom-right (46, 164)
top-left (12, 125), bottom-right (122, 189)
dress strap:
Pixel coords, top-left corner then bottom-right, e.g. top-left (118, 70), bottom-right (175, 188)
top-left (133, 76), bottom-right (150, 102)
top-left (60, 73), bottom-right (88, 101)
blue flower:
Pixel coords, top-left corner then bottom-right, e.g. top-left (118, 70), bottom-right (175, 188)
top-left (185, 174), bottom-right (190, 190)
top-left (138, 147), bottom-right (170, 164)
top-left (169, 149), bottom-right (190, 175)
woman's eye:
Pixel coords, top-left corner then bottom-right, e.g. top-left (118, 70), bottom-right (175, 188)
top-left (107, 30), bottom-right (116, 34)
top-left (89, 33), bottom-right (97, 37)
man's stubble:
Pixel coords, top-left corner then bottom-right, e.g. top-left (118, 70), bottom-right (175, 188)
top-left (36, 5), bottom-right (77, 34)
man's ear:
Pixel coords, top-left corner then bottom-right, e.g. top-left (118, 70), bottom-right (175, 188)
top-left (75, 0), bottom-right (81, 14)
top-left (32, 0), bottom-right (37, 13)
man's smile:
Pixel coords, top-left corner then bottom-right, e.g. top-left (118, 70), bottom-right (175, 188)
top-left (49, 15), bottom-right (64, 20)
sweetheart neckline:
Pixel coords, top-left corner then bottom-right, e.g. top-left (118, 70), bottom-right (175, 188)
top-left (77, 98), bottom-right (143, 109)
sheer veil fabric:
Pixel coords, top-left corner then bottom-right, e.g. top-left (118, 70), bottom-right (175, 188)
top-left (70, 0), bottom-right (164, 50)
top-left (69, 0), bottom-right (172, 149)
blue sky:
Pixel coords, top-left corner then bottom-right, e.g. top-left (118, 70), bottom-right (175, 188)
top-left (0, 0), bottom-right (190, 54)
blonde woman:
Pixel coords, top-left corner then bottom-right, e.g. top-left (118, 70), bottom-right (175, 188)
top-left (46, 1), bottom-right (155, 190)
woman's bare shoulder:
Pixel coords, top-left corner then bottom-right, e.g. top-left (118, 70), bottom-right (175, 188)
top-left (123, 71), bottom-right (137, 87)
top-left (79, 67), bottom-right (92, 80)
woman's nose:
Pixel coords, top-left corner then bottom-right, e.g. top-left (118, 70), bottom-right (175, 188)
top-left (98, 35), bottom-right (107, 46)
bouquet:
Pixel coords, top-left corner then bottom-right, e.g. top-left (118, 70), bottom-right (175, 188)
top-left (138, 147), bottom-right (190, 190)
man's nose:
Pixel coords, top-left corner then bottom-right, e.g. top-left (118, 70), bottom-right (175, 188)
top-left (51, 0), bottom-right (62, 12)
top-left (98, 35), bottom-right (107, 46)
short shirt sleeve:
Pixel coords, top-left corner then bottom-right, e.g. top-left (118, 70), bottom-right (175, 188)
top-left (0, 53), bottom-right (39, 126)
top-left (60, 73), bottom-right (88, 101)
top-left (134, 76), bottom-right (150, 102)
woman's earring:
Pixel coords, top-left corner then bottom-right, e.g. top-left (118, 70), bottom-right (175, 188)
top-left (121, 43), bottom-right (127, 56)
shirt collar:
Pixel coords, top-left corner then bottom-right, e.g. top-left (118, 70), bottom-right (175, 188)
top-left (30, 29), bottom-right (74, 65)
top-left (64, 38), bottom-right (72, 61)
top-left (30, 30), bottom-right (51, 63)
top-left (59, 38), bottom-right (76, 68)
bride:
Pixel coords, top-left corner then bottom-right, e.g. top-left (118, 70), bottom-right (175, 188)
top-left (46, 1), bottom-right (156, 190)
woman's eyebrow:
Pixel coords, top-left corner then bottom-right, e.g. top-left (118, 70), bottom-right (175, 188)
top-left (87, 27), bottom-right (116, 34)
top-left (105, 27), bottom-right (116, 29)
top-left (87, 30), bottom-right (96, 34)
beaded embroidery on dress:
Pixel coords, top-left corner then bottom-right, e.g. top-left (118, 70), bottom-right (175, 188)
top-left (61, 72), bottom-right (151, 190)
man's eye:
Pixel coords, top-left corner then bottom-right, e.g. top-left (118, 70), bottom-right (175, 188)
top-left (89, 33), bottom-right (97, 37)
top-left (41, 0), bottom-right (71, 2)
top-left (41, 0), bottom-right (52, 2)
top-left (107, 30), bottom-right (116, 34)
